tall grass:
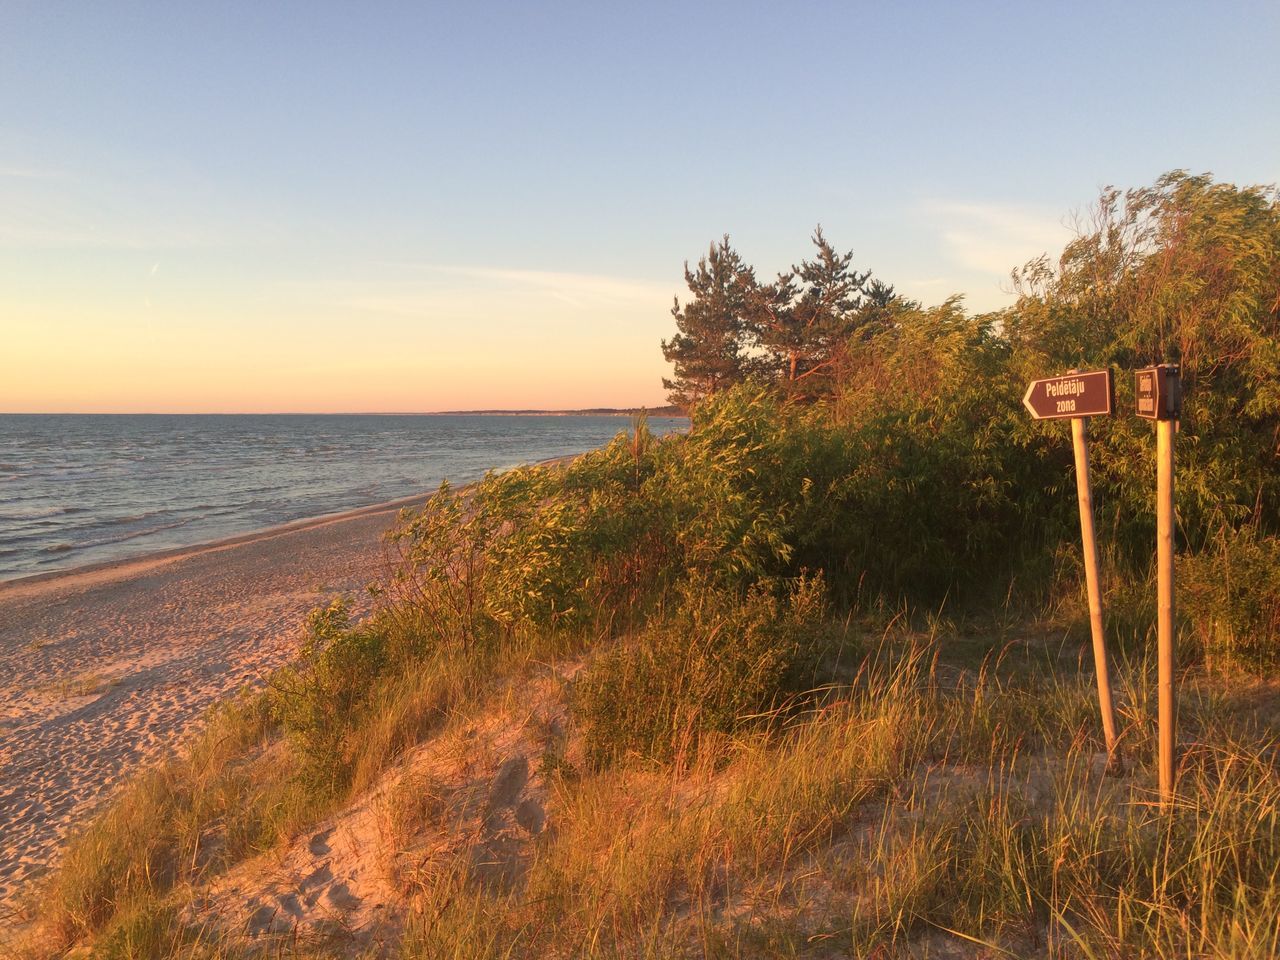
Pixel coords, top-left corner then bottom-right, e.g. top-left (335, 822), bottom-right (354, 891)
top-left (392, 634), bottom-right (1280, 959)
top-left (30, 607), bottom-right (1280, 959)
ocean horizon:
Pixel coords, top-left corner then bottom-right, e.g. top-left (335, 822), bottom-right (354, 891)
top-left (0, 413), bottom-right (685, 582)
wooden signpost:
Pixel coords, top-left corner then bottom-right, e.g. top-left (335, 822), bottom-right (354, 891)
top-left (1023, 369), bottom-right (1119, 757)
top-left (1136, 364), bottom-right (1182, 803)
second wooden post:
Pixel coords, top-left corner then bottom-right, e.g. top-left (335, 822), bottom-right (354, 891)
top-left (1136, 363), bottom-right (1182, 804)
top-left (1156, 415), bottom-right (1177, 801)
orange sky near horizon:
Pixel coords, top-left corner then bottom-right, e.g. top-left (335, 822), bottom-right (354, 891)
top-left (2, 268), bottom-right (678, 413)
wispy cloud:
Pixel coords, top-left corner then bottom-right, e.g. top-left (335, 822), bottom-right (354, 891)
top-left (0, 161), bottom-right (287, 249)
top-left (0, 212), bottom-right (194, 250)
top-left (352, 263), bottom-right (674, 316)
top-left (921, 200), bottom-right (1074, 277)
top-left (436, 265), bottom-right (669, 305)
top-left (0, 166), bottom-right (60, 179)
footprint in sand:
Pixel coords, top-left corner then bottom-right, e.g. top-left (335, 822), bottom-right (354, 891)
top-left (308, 828), bottom-right (334, 856)
top-left (275, 891), bottom-right (304, 918)
top-left (470, 834), bottom-right (525, 891)
top-left (246, 901), bottom-right (292, 937)
top-left (301, 861), bottom-right (334, 890)
top-left (311, 917), bottom-right (352, 940)
top-left (515, 796), bottom-right (545, 836)
top-left (324, 881), bottom-right (362, 913)
top-left (487, 754), bottom-right (528, 811)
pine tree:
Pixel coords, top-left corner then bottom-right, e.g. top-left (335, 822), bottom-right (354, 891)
top-left (749, 227), bottom-right (877, 400)
top-left (661, 236), bottom-right (758, 409)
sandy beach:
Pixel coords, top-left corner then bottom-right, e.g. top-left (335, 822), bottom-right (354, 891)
top-left (0, 494), bottom-right (423, 920)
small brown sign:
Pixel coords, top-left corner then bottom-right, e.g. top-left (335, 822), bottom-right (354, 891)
top-left (1023, 369), bottom-right (1114, 420)
top-left (1135, 365), bottom-right (1181, 420)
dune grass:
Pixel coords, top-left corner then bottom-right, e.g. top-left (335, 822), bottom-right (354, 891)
top-left (32, 670), bottom-right (118, 700)
top-left (30, 619), bottom-right (573, 957)
top-left (389, 634), bottom-right (1280, 957)
top-left (394, 631), bottom-right (1280, 960)
top-left (22, 607), bottom-right (1280, 960)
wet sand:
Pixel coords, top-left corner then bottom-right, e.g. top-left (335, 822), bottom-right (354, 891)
top-left (0, 495), bottom-right (424, 920)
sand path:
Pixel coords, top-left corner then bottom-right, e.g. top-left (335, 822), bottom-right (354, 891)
top-left (0, 498), bottom-right (419, 919)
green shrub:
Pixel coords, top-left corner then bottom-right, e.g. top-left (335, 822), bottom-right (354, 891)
top-left (1183, 528), bottom-right (1280, 671)
top-left (655, 379), bottom-right (1054, 604)
top-left (389, 171), bottom-right (1280, 663)
top-left (571, 573), bottom-right (830, 767)
top-left (390, 379), bottom-right (1078, 630)
top-left (270, 599), bottom-right (389, 789)
top-left (390, 424), bottom-right (671, 637)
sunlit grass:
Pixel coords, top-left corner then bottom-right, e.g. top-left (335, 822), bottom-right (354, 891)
top-left (25, 618), bottom-right (1280, 959)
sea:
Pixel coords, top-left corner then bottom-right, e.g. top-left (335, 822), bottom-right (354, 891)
top-left (0, 414), bottom-right (686, 582)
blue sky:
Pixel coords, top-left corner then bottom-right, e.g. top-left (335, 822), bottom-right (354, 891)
top-left (2, 0), bottom-right (1277, 411)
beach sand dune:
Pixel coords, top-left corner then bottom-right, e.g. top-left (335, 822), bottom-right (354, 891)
top-left (0, 499), bottom-right (415, 918)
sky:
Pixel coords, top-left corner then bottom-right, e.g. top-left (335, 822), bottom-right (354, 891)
top-left (2, 0), bottom-right (1277, 413)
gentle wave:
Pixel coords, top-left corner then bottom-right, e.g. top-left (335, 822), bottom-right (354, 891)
top-left (83, 519), bottom-right (194, 550)
top-left (0, 504), bottom-right (91, 521)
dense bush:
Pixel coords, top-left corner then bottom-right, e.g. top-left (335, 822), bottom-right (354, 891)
top-left (388, 390), bottom-right (847, 624)
top-left (388, 427), bottom-right (670, 637)
top-left (1183, 528), bottom-right (1280, 671)
top-left (388, 375), bottom-right (1060, 632)
top-left (270, 599), bottom-right (389, 789)
top-left (570, 573), bottom-right (830, 767)
top-left (831, 300), bottom-right (1073, 598)
top-left (1004, 172), bottom-right (1280, 561)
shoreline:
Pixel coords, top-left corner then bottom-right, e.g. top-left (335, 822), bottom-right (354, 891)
top-left (0, 453), bottom-right (580, 602)
top-left (0, 491), bottom-right (428, 602)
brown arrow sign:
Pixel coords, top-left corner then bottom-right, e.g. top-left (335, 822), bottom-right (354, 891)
top-left (1023, 369), bottom-right (1114, 420)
